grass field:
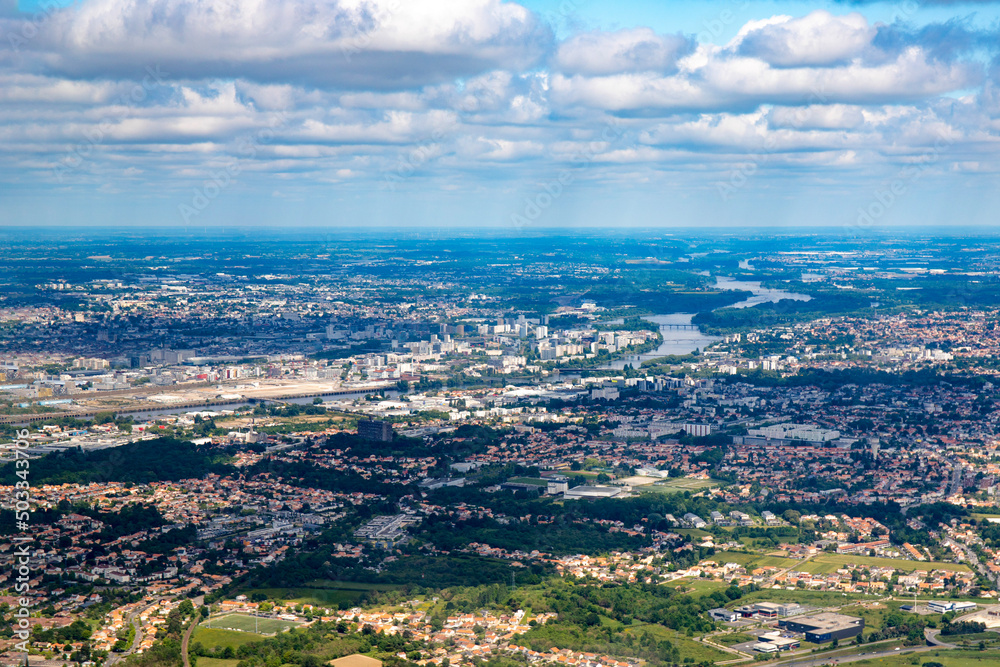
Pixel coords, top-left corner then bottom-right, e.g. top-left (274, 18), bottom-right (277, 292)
top-left (205, 614), bottom-right (301, 635)
top-left (798, 553), bottom-right (971, 574)
top-left (508, 477), bottom-right (547, 486)
top-left (674, 528), bottom-right (713, 539)
top-left (195, 658), bottom-right (240, 667)
top-left (942, 630), bottom-right (1000, 649)
top-left (837, 601), bottom-right (941, 632)
top-left (624, 624), bottom-right (730, 663)
top-left (191, 627), bottom-right (267, 651)
top-left (639, 478), bottom-right (723, 494)
top-left (711, 552), bottom-right (803, 570)
top-left (710, 551), bottom-right (760, 565)
top-left (735, 589), bottom-right (868, 607)
top-left (665, 578), bottom-right (731, 595)
top-left (715, 632), bottom-right (755, 646)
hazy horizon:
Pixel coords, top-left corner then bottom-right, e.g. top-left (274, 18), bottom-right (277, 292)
top-left (3, 0), bottom-right (1000, 228)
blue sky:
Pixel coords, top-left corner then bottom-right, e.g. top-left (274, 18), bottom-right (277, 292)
top-left (2, 0), bottom-right (1000, 229)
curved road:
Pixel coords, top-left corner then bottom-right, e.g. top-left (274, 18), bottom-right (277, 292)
top-left (106, 599), bottom-right (160, 666)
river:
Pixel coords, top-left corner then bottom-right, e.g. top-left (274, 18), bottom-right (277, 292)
top-left (601, 277), bottom-right (811, 369)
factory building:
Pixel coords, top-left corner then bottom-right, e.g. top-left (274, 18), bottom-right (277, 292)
top-left (780, 613), bottom-right (864, 643)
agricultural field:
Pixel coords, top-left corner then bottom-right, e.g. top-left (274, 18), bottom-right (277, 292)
top-left (799, 554), bottom-right (971, 574)
top-left (204, 613), bottom-right (301, 635)
top-left (664, 578), bottom-right (731, 595)
top-left (710, 551), bottom-right (760, 565)
top-left (711, 552), bottom-right (802, 570)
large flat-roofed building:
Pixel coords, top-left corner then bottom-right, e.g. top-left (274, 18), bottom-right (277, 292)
top-left (755, 632), bottom-right (800, 651)
top-left (358, 419), bottom-right (393, 442)
top-left (709, 608), bottom-right (738, 623)
top-left (746, 423), bottom-right (840, 442)
top-left (780, 613), bottom-right (864, 643)
top-left (754, 602), bottom-right (804, 617)
top-left (563, 485), bottom-right (623, 500)
top-left (928, 601), bottom-right (977, 614)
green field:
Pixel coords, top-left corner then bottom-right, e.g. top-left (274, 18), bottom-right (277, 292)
top-left (674, 528), bottom-right (712, 539)
top-left (944, 631), bottom-right (1000, 647)
top-left (624, 624), bottom-right (730, 663)
top-left (734, 589), bottom-right (867, 607)
top-left (665, 578), bottom-right (731, 595)
top-left (711, 552), bottom-right (803, 570)
top-left (715, 632), bottom-right (755, 646)
top-left (508, 477), bottom-right (547, 486)
top-left (195, 658), bottom-right (240, 667)
top-left (799, 554), bottom-right (971, 574)
top-left (205, 614), bottom-right (301, 635)
top-left (838, 602), bottom-right (941, 632)
top-left (710, 551), bottom-right (759, 565)
top-left (639, 478), bottom-right (723, 494)
top-left (191, 627), bottom-right (266, 651)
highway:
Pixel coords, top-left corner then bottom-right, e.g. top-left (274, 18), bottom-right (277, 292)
top-left (775, 641), bottom-right (943, 667)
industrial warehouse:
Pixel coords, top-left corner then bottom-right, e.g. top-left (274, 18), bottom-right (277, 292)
top-left (779, 612), bottom-right (865, 643)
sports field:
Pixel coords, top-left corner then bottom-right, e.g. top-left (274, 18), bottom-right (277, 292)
top-left (507, 477), bottom-right (547, 486)
top-left (204, 613), bottom-right (301, 635)
top-left (191, 627), bottom-right (266, 651)
top-left (639, 477), bottom-right (722, 493)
